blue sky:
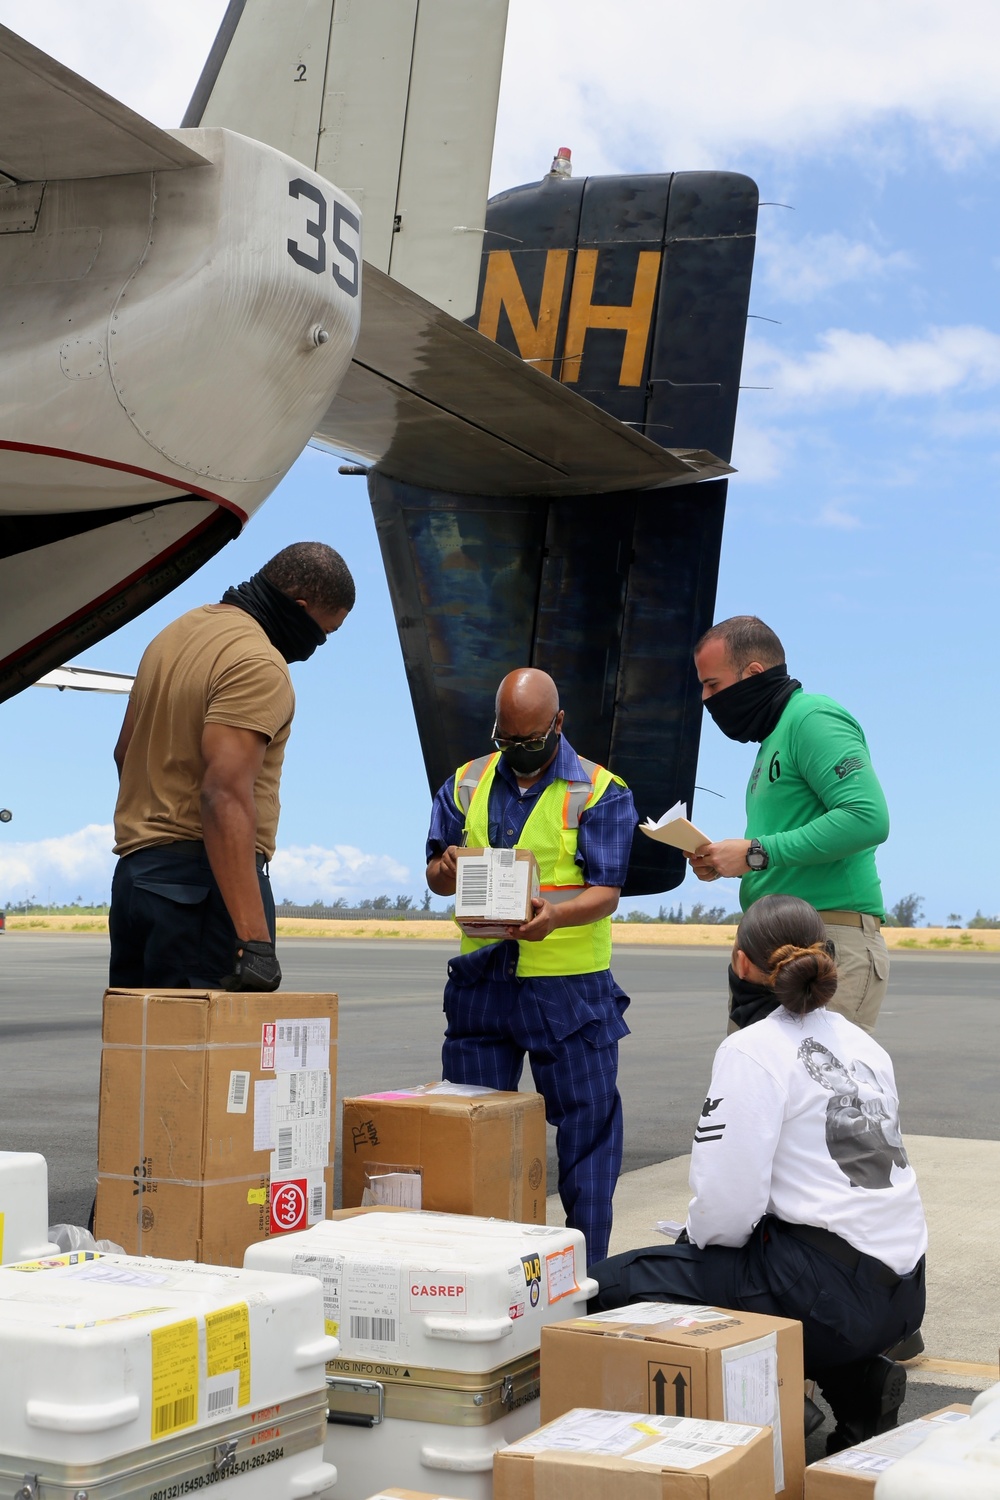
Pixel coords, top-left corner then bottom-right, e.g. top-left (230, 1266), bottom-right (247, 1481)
top-left (2, 1), bottom-right (999, 925)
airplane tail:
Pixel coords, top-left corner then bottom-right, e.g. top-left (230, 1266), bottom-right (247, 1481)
top-left (374, 168), bottom-right (757, 896)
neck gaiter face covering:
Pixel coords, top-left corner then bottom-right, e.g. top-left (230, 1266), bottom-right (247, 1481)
top-left (220, 572), bottom-right (326, 663)
top-left (502, 730), bottom-right (560, 778)
top-left (728, 964), bottom-right (780, 1029)
top-left (703, 664), bottom-right (801, 743)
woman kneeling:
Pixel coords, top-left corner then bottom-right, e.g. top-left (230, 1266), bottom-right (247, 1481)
top-left (590, 893), bottom-right (926, 1454)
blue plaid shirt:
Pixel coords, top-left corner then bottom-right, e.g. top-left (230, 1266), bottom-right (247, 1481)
top-left (426, 734), bottom-right (637, 889)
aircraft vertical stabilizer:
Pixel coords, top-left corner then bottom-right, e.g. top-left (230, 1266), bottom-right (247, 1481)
top-left (184, 0), bottom-right (508, 319)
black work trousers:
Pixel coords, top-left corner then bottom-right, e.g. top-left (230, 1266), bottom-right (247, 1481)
top-left (109, 842), bottom-right (275, 989)
top-left (590, 1216), bottom-right (925, 1380)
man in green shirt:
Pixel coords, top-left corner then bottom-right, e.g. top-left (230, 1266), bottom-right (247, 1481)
top-left (690, 616), bottom-right (890, 1033)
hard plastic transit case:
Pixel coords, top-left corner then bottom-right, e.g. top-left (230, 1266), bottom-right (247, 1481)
top-left (0, 1151), bottom-right (58, 1264)
top-left (244, 1209), bottom-right (597, 1500)
top-left (0, 1251), bottom-right (338, 1500)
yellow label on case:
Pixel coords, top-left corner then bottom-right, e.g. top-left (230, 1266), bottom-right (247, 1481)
top-left (206, 1302), bottom-right (251, 1408)
top-left (151, 1318), bottom-right (199, 1440)
top-left (247, 1188), bottom-right (267, 1206)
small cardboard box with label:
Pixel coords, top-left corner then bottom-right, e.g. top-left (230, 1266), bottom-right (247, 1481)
top-left (96, 990), bottom-right (337, 1265)
top-left (493, 1407), bottom-right (774, 1500)
top-left (245, 1209), bottom-right (595, 1500)
top-left (454, 847), bottom-right (540, 938)
top-left (342, 1083), bottom-right (546, 1221)
top-left (803, 1404), bottom-right (971, 1497)
top-left (0, 1250), bottom-right (337, 1500)
top-left (541, 1301), bottom-right (804, 1499)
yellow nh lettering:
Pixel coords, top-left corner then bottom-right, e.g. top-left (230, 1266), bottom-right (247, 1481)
top-left (477, 248), bottom-right (661, 387)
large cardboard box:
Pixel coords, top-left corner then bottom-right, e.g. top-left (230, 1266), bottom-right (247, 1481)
top-left (494, 1407), bottom-right (774, 1500)
top-left (541, 1302), bottom-right (804, 1498)
top-left (454, 847), bottom-right (540, 937)
top-left (341, 1083), bottom-right (546, 1220)
top-left (96, 989), bottom-right (337, 1265)
top-left (804, 1404), bottom-right (971, 1496)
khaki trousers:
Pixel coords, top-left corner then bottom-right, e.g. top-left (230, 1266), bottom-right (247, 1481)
top-left (822, 914), bottom-right (889, 1034)
top-left (727, 913), bottom-right (889, 1035)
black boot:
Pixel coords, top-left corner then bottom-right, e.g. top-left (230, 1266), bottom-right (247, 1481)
top-left (818, 1356), bottom-right (907, 1455)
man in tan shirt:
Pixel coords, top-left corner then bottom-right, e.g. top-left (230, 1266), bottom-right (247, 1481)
top-left (109, 542), bottom-right (354, 990)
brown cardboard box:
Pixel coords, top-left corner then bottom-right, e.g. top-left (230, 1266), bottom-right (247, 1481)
top-left (454, 847), bottom-right (540, 938)
top-left (541, 1304), bottom-right (804, 1498)
top-left (341, 1085), bottom-right (546, 1220)
top-left (494, 1407), bottom-right (774, 1500)
top-left (96, 989), bottom-right (337, 1265)
top-left (804, 1404), bottom-right (971, 1497)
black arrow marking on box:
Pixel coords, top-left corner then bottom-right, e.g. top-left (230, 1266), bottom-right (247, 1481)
top-left (673, 1372), bottom-right (687, 1416)
top-left (652, 1369), bottom-right (666, 1414)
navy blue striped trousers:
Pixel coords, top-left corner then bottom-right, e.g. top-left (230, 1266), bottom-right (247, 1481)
top-left (442, 939), bottom-right (630, 1265)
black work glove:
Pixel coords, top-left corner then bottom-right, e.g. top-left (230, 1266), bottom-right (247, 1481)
top-left (219, 939), bottom-right (282, 992)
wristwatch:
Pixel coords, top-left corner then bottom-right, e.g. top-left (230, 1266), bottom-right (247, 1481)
top-left (746, 838), bottom-right (769, 871)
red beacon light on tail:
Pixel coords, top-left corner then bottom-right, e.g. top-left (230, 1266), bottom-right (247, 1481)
top-left (549, 146), bottom-right (572, 178)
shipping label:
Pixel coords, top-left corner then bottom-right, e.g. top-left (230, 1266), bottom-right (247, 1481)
top-left (273, 1018), bottom-right (330, 1070)
top-left (205, 1302), bottom-right (251, 1417)
top-left (151, 1318), bottom-right (199, 1441)
top-left (545, 1246), bottom-right (579, 1303)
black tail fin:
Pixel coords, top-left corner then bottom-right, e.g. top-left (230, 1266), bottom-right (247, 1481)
top-left (372, 169), bottom-right (756, 896)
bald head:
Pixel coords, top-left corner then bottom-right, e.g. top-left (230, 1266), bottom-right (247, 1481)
top-left (493, 670), bottom-right (565, 775)
top-left (496, 669), bottom-right (559, 724)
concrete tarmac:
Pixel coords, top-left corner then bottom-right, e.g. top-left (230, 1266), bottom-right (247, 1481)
top-left (1, 934), bottom-right (996, 1455)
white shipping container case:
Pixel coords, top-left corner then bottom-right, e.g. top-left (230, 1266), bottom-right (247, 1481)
top-left (245, 1211), bottom-right (597, 1500)
top-left (0, 1152), bottom-right (59, 1263)
top-left (0, 1251), bottom-right (338, 1500)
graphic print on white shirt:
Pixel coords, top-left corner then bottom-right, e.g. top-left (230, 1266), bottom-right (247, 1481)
top-left (797, 1040), bottom-right (908, 1190)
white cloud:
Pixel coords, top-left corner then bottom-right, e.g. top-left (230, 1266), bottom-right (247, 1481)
top-left (746, 325), bottom-right (1000, 404)
top-left (494, 0), bottom-right (1000, 184)
top-left (815, 503), bottom-right (864, 531)
top-left (0, 2), bottom-right (228, 126)
top-left (5, 1), bottom-right (1000, 182)
top-left (730, 419), bottom-right (787, 482)
top-left (1, 824), bottom-right (116, 904)
top-left (0, 827), bottom-right (410, 906)
top-left (758, 232), bottom-right (914, 304)
top-left (268, 845), bottom-right (410, 905)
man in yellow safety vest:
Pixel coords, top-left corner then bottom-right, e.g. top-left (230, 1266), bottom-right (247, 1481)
top-left (426, 668), bottom-right (638, 1263)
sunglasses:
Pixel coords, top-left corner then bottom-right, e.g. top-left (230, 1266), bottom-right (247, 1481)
top-left (491, 714), bottom-right (558, 753)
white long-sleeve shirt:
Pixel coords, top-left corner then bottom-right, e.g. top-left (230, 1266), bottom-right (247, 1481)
top-left (686, 1006), bottom-right (927, 1276)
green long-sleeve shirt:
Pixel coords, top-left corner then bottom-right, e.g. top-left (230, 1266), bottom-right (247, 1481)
top-left (740, 689), bottom-right (888, 917)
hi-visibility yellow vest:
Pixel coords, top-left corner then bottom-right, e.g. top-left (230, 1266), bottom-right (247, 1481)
top-left (454, 750), bottom-right (626, 977)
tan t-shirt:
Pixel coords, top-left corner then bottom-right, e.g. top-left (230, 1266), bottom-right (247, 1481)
top-left (114, 605), bottom-right (295, 859)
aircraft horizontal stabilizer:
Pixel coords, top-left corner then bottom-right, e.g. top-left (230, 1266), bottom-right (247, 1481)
top-left (0, 24), bottom-right (207, 183)
top-left (315, 265), bottom-right (733, 498)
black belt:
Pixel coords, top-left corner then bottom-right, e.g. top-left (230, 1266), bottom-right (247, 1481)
top-left (781, 1222), bottom-right (902, 1289)
top-left (131, 841), bottom-right (269, 871)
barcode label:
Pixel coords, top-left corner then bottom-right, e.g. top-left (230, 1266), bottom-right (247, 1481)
top-left (207, 1381), bottom-right (236, 1417)
top-left (153, 1394), bottom-right (196, 1437)
top-left (458, 861), bottom-right (489, 909)
top-left (309, 1180), bottom-right (325, 1223)
top-left (350, 1315), bottom-right (396, 1342)
top-left (499, 848), bottom-right (514, 866)
top-left (277, 1127), bottom-right (293, 1173)
top-left (226, 1070), bottom-right (250, 1114)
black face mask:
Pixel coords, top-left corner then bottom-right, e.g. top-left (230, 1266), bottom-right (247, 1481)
top-left (502, 729), bottom-right (560, 777)
top-left (728, 964), bottom-right (779, 1030)
top-left (703, 664), bottom-right (801, 743)
top-left (220, 572), bottom-right (326, 663)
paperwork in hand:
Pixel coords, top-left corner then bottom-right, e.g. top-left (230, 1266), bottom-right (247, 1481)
top-left (640, 800), bottom-right (711, 854)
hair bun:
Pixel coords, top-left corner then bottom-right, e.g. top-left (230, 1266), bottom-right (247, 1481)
top-left (768, 943), bottom-right (838, 1016)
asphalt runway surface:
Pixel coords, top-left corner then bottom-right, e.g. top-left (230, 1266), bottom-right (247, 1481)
top-left (1, 935), bottom-right (997, 1228)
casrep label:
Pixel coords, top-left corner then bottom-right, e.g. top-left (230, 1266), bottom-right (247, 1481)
top-left (409, 1282), bottom-right (467, 1312)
